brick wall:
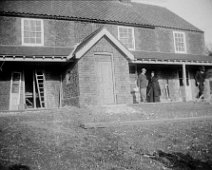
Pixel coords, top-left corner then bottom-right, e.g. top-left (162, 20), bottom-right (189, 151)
top-left (94, 23), bottom-right (117, 37)
top-left (45, 19), bottom-right (75, 47)
top-left (93, 24), bottom-right (158, 52)
top-left (135, 27), bottom-right (157, 51)
top-left (158, 69), bottom-right (181, 102)
top-left (74, 22), bottom-right (118, 44)
top-left (187, 32), bottom-right (205, 55)
top-left (0, 16), bottom-right (21, 45)
top-left (155, 27), bottom-right (205, 54)
top-left (0, 71), bottom-right (10, 110)
top-left (0, 16), bottom-right (206, 55)
top-left (156, 28), bottom-right (174, 53)
top-left (45, 70), bottom-right (61, 108)
top-left (0, 16), bottom-right (77, 47)
top-left (62, 62), bottom-right (80, 106)
top-left (77, 36), bottom-right (132, 106)
top-left (78, 53), bottom-right (98, 105)
top-left (113, 54), bottom-right (132, 104)
top-left (74, 22), bottom-right (93, 43)
top-left (93, 23), bottom-right (206, 55)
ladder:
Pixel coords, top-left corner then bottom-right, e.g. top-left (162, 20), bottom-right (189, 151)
top-left (35, 71), bottom-right (45, 108)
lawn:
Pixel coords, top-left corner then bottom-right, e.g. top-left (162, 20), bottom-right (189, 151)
top-left (0, 102), bottom-right (212, 170)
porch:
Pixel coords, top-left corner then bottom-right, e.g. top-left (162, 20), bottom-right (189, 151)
top-left (0, 62), bottom-right (66, 111)
top-left (129, 61), bottom-right (212, 103)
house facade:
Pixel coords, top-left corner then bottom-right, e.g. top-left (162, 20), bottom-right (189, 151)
top-left (0, 0), bottom-right (212, 111)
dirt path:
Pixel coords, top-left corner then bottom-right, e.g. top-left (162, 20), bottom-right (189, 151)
top-left (82, 114), bottom-right (212, 128)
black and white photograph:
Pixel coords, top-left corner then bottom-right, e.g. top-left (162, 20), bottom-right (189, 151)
top-left (0, 0), bottom-right (212, 169)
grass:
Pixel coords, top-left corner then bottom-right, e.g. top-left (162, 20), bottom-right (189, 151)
top-left (0, 103), bottom-right (212, 170)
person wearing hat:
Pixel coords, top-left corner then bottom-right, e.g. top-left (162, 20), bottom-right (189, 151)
top-left (146, 71), bottom-right (161, 102)
top-left (195, 66), bottom-right (206, 99)
top-left (137, 68), bottom-right (148, 102)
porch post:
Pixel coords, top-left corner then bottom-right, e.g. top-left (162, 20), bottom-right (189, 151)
top-left (135, 64), bottom-right (140, 103)
top-left (33, 70), bottom-right (36, 108)
top-left (182, 63), bottom-right (188, 101)
top-left (22, 71), bottom-right (25, 110)
top-left (59, 74), bottom-right (63, 108)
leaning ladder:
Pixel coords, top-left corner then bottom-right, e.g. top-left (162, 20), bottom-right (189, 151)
top-left (35, 71), bottom-right (45, 108)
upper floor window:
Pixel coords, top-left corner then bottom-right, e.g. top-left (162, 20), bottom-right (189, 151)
top-left (21, 18), bottom-right (44, 46)
top-left (173, 31), bottom-right (186, 53)
top-left (118, 26), bottom-right (135, 50)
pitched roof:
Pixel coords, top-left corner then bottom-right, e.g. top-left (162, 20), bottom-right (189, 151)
top-left (0, 46), bottom-right (72, 56)
top-left (0, 0), bottom-right (202, 32)
top-left (69, 27), bottom-right (134, 60)
top-left (133, 51), bottom-right (212, 63)
top-left (0, 46), bottom-right (73, 62)
top-left (132, 3), bottom-right (201, 32)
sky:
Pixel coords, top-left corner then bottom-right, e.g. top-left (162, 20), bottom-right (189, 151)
top-left (132, 0), bottom-right (212, 49)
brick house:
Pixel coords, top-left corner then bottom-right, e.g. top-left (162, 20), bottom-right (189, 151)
top-left (0, 0), bottom-right (212, 111)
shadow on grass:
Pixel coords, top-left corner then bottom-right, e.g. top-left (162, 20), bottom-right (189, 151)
top-left (0, 163), bottom-right (30, 170)
top-left (149, 150), bottom-right (212, 170)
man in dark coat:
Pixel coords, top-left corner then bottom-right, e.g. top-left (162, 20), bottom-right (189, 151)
top-left (195, 66), bottom-right (206, 99)
top-left (147, 71), bottom-right (161, 102)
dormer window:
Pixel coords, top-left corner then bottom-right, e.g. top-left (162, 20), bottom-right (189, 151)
top-left (21, 18), bottom-right (44, 46)
top-left (118, 26), bottom-right (135, 50)
top-left (173, 31), bottom-right (186, 53)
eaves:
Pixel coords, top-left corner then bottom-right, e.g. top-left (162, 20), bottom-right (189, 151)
top-left (0, 11), bottom-right (155, 29)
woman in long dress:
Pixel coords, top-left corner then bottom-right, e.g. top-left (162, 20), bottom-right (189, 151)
top-left (147, 71), bottom-right (161, 102)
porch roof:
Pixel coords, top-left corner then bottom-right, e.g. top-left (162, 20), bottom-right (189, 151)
top-left (0, 46), bottom-right (73, 62)
top-left (1, 45), bottom-right (212, 65)
top-left (132, 51), bottom-right (212, 65)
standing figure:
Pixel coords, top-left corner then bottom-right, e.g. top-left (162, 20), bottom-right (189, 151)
top-left (147, 71), bottom-right (161, 102)
top-left (195, 67), bottom-right (206, 99)
top-left (137, 68), bottom-right (148, 102)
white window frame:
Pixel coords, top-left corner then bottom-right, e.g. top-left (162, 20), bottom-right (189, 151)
top-left (21, 18), bottom-right (44, 46)
top-left (173, 31), bottom-right (187, 53)
top-left (118, 26), bottom-right (135, 50)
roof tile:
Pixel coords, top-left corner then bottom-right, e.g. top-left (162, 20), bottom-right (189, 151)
top-left (0, 0), bottom-right (202, 31)
top-left (0, 46), bottom-right (73, 56)
top-left (133, 51), bottom-right (212, 63)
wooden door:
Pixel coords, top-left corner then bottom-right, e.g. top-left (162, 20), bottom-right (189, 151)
top-left (10, 72), bottom-right (21, 110)
top-left (96, 54), bottom-right (115, 104)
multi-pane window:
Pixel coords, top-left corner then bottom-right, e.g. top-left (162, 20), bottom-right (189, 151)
top-left (173, 31), bottom-right (186, 53)
top-left (21, 18), bottom-right (44, 46)
top-left (118, 26), bottom-right (135, 50)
